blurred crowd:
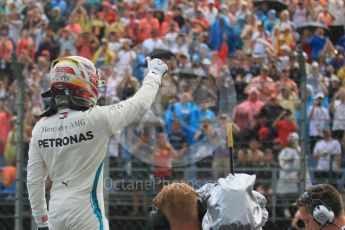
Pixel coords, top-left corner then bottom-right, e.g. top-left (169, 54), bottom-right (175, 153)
top-left (0, 0), bottom-right (345, 222)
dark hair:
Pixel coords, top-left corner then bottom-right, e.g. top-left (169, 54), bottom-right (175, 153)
top-left (296, 184), bottom-right (344, 217)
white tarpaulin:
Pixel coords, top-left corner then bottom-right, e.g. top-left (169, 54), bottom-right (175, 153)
top-left (198, 173), bottom-right (268, 230)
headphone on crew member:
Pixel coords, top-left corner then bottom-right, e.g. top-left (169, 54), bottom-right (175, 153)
top-left (149, 197), bottom-right (207, 230)
top-left (301, 191), bottom-right (335, 226)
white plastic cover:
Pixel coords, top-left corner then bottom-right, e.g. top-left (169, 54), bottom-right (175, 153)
top-left (197, 173), bottom-right (268, 230)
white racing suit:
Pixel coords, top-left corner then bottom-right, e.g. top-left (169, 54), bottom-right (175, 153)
top-left (27, 74), bottom-right (161, 230)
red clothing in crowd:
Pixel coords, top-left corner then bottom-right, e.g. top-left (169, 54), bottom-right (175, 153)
top-left (16, 37), bottom-right (35, 60)
top-left (274, 120), bottom-right (298, 146)
top-left (153, 146), bottom-right (173, 178)
top-left (0, 111), bottom-right (11, 154)
top-left (0, 40), bottom-right (14, 61)
top-left (137, 16), bottom-right (159, 43)
top-left (159, 11), bottom-right (178, 36)
top-left (99, 4), bottom-right (116, 24)
top-left (234, 100), bottom-right (265, 130)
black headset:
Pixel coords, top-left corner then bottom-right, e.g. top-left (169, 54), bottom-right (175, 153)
top-left (149, 198), bottom-right (207, 230)
top-left (301, 191), bottom-right (335, 227)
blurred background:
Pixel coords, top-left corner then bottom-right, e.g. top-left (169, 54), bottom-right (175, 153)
top-left (1, 0), bottom-right (345, 229)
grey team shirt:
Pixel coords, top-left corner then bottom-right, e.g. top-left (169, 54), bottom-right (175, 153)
top-left (27, 74), bottom-right (161, 216)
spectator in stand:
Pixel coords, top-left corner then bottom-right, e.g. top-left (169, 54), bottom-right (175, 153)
top-left (116, 66), bottom-right (140, 101)
top-left (193, 9), bottom-right (209, 33)
top-left (75, 31), bottom-right (99, 60)
top-left (99, 1), bottom-right (116, 24)
top-left (159, 11), bottom-right (176, 36)
top-left (259, 95), bottom-right (284, 126)
top-left (330, 88), bottom-right (345, 142)
top-left (91, 13), bottom-right (106, 41)
top-left (0, 103), bottom-right (11, 161)
top-left (0, 28), bottom-right (14, 65)
top-left (208, 16), bottom-right (233, 54)
top-left (65, 15), bottom-right (83, 35)
top-left (57, 27), bottom-right (77, 56)
top-left (17, 29), bottom-right (35, 59)
top-left (7, 4), bottom-right (22, 44)
top-left (317, 8), bottom-right (334, 27)
top-left (277, 86), bottom-right (299, 119)
top-left (105, 14), bottom-right (125, 38)
top-left (36, 30), bottom-right (60, 61)
top-left (247, 138), bottom-right (265, 167)
top-left (235, 87), bottom-right (265, 131)
top-left (328, 0), bottom-right (345, 45)
top-left (191, 100), bottom-right (216, 131)
top-left (234, 1), bottom-right (250, 23)
top-left (307, 61), bottom-right (329, 96)
top-left (0, 165), bottom-right (16, 195)
top-left (168, 120), bottom-right (188, 159)
top-left (279, 10), bottom-right (294, 32)
top-left (330, 52), bottom-right (345, 73)
top-left (246, 65), bottom-right (277, 102)
top-left (273, 109), bottom-right (298, 147)
top-left (313, 127), bottom-right (342, 185)
top-left (194, 117), bottom-right (217, 178)
top-left (235, 147), bottom-right (251, 168)
top-left (124, 11), bottom-right (139, 42)
top-left (92, 38), bottom-right (116, 67)
top-left (162, 22), bottom-right (178, 51)
top-left (263, 9), bottom-right (279, 34)
top-left (153, 131), bottom-right (179, 181)
top-left (142, 30), bottom-right (165, 54)
top-left (277, 132), bottom-right (300, 218)
top-left (203, 0), bottom-right (218, 26)
top-left (168, 120), bottom-right (188, 179)
top-left (69, 3), bottom-right (89, 32)
top-left (137, 9), bottom-right (159, 43)
top-left (328, 75), bottom-right (342, 100)
top-left (291, 0), bottom-right (311, 28)
top-left (308, 93), bottom-right (330, 152)
top-left (308, 28), bottom-right (334, 62)
top-left (276, 68), bottom-right (299, 94)
top-left (49, 7), bottom-right (66, 32)
top-left (115, 38), bottom-right (136, 76)
top-left (51, 0), bottom-right (68, 16)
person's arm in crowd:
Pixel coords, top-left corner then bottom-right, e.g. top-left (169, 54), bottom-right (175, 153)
top-left (308, 102), bottom-right (317, 119)
top-left (169, 145), bottom-right (180, 159)
top-left (70, 0), bottom-right (87, 17)
top-left (335, 153), bottom-right (341, 174)
top-left (313, 151), bottom-right (327, 158)
top-left (323, 38), bottom-right (337, 56)
top-left (313, 142), bottom-right (327, 158)
top-left (330, 97), bottom-right (336, 113)
top-left (288, 2), bottom-right (296, 14)
top-left (178, 142), bottom-right (188, 157)
top-left (320, 80), bottom-right (329, 96)
top-left (90, 33), bottom-right (100, 49)
top-left (273, 110), bottom-right (285, 126)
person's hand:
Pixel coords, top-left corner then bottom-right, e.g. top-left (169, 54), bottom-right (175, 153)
top-left (146, 57), bottom-right (168, 80)
top-left (34, 214), bottom-right (48, 229)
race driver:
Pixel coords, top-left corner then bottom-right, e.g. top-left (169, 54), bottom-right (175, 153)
top-left (27, 56), bottom-right (168, 230)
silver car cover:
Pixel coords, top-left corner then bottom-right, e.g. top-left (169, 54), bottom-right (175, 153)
top-left (197, 173), bottom-right (268, 230)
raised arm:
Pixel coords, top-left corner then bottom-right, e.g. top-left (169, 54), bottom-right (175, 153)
top-left (101, 58), bottom-right (168, 134)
